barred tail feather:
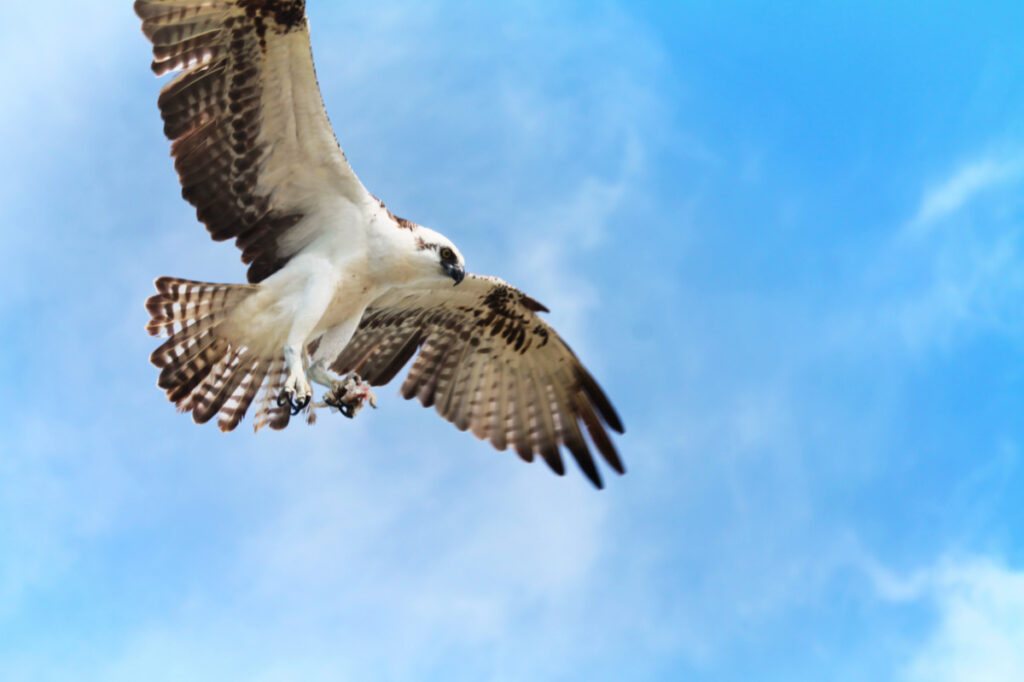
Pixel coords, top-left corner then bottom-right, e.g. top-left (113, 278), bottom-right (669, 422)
top-left (252, 357), bottom-right (293, 431)
top-left (146, 276), bottom-right (252, 336)
top-left (145, 276), bottom-right (290, 432)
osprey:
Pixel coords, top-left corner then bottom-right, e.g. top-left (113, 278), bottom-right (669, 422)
top-left (135, 0), bottom-right (625, 487)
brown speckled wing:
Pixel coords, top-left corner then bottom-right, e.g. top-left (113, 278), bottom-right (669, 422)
top-left (330, 274), bottom-right (625, 488)
top-left (135, 1), bottom-right (367, 282)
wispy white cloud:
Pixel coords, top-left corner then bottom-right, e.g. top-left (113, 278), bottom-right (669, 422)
top-left (882, 218), bottom-right (1024, 354)
top-left (830, 148), bottom-right (1024, 357)
top-left (908, 156), bottom-right (1024, 232)
top-left (899, 557), bottom-right (1024, 682)
top-left (509, 136), bottom-right (644, 348)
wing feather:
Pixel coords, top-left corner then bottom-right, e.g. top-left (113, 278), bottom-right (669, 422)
top-left (454, 350), bottom-right (488, 433)
top-left (439, 335), bottom-right (478, 429)
top-left (486, 360), bottom-right (508, 451)
top-left (371, 331), bottom-right (423, 386)
top-left (526, 365), bottom-right (565, 476)
top-left (505, 364), bottom-right (534, 463)
top-left (135, 0), bottom-right (371, 282)
top-left (329, 274), bottom-right (625, 487)
top-left (468, 358), bottom-right (497, 441)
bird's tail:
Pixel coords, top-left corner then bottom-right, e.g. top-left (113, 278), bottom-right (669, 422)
top-left (145, 276), bottom-right (294, 431)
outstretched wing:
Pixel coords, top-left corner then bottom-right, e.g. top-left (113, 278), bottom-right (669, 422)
top-left (329, 275), bottom-right (625, 488)
top-left (135, 0), bottom-right (370, 282)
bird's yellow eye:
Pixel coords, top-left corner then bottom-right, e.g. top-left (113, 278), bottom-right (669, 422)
top-left (440, 247), bottom-right (454, 261)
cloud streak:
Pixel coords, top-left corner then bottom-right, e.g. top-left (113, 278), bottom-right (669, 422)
top-left (901, 557), bottom-right (1024, 682)
top-left (909, 156), bottom-right (1024, 231)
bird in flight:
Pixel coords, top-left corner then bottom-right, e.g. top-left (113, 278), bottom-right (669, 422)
top-left (135, 0), bottom-right (625, 487)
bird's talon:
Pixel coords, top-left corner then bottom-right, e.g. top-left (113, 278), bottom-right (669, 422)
top-left (290, 394), bottom-right (310, 415)
top-left (322, 374), bottom-right (376, 419)
top-left (278, 388), bottom-right (309, 415)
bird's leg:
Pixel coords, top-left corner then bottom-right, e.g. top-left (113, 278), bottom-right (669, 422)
top-left (302, 358), bottom-right (340, 419)
top-left (278, 263), bottom-right (337, 415)
top-left (279, 345), bottom-right (312, 415)
top-left (321, 372), bottom-right (378, 419)
top-left (308, 358), bottom-right (339, 390)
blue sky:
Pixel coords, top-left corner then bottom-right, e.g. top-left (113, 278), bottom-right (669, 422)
top-left (2, 1), bottom-right (1024, 680)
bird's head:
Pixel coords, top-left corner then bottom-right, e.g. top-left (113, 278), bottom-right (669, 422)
top-left (409, 226), bottom-right (466, 286)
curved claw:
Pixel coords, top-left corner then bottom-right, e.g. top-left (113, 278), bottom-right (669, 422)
top-left (277, 389), bottom-right (310, 415)
top-left (323, 392), bottom-right (354, 419)
top-left (291, 394), bottom-right (310, 415)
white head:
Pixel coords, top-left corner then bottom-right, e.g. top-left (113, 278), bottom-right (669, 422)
top-left (405, 225), bottom-right (466, 286)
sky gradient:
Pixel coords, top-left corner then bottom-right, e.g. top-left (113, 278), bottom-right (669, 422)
top-left (2, 1), bottom-right (1024, 680)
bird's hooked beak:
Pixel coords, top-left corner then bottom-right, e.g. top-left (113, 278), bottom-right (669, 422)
top-left (445, 262), bottom-right (465, 286)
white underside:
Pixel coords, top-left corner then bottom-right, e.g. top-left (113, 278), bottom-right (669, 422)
top-left (217, 201), bottom-right (425, 400)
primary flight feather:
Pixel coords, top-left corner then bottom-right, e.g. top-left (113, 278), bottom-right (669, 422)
top-left (136, 0), bottom-right (625, 487)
